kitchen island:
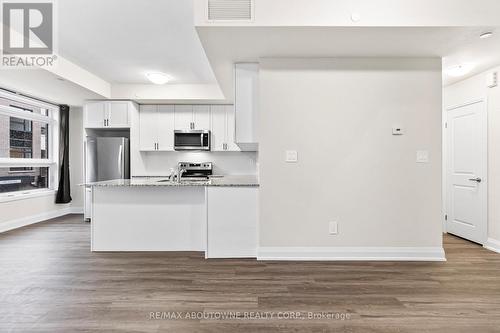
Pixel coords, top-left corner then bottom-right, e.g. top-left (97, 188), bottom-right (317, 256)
top-left (84, 176), bottom-right (259, 258)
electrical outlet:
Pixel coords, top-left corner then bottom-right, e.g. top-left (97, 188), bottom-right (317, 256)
top-left (329, 221), bottom-right (338, 235)
top-left (416, 150), bottom-right (429, 163)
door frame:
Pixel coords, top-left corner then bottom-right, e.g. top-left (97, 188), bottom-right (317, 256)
top-left (444, 98), bottom-right (488, 244)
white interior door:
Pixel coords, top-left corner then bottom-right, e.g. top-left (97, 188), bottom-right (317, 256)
top-left (446, 100), bottom-right (487, 244)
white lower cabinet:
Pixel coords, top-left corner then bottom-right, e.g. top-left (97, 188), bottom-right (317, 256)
top-left (206, 187), bottom-right (258, 258)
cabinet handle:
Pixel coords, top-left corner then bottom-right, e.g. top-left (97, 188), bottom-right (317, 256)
top-left (103, 119), bottom-right (106, 127)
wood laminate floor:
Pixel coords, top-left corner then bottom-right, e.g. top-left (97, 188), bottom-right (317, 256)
top-left (1, 215), bottom-right (500, 333)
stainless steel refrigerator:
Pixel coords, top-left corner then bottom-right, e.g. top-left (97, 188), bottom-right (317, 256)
top-left (84, 137), bottom-right (129, 220)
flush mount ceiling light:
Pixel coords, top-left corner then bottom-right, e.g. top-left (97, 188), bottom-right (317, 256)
top-left (446, 63), bottom-right (476, 77)
top-left (146, 72), bottom-right (171, 85)
top-left (479, 31), bottom-right (493, 39)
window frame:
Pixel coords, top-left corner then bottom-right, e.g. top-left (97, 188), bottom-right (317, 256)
top-left (0, 90), bottom-right (59, 201)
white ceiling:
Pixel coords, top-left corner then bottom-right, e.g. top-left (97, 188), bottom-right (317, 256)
top-left (196, 26), bottom-right (500, 99)
top-left (0, 69), bottom-right (103, 106)
top-left (443, 27), bottom-right (500, 85)
top-left (1, 1), bottom-right (499, 106)
top-left (58, 0), bottom-right (216, 85)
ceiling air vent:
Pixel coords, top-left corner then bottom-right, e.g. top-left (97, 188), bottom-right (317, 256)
top-left (207, 0), bottom-right (253, 21)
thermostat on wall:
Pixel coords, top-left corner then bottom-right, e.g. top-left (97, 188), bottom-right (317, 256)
top-left (392, 126), bottom-right (404, 135)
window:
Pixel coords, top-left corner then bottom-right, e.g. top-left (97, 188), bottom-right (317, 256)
top-left (0, 91), bottom-right (59, 197)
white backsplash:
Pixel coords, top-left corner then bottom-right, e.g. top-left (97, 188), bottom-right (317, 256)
top-left (132, 151), bottom-right (258, 177)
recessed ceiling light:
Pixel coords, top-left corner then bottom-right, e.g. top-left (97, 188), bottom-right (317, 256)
top-left (146, 72), bottom-right (171, 85)
top-left (446, 63), bottom-right (476, 77)
top-left (479, 31), bottom-right (493, 39)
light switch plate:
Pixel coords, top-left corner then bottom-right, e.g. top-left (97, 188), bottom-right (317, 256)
top-left (329, 221), bottom-right (338, 235)
top-left (285, 150), bottom-right (298, 163)
top-left (416, 150), bottom-right (429, 163)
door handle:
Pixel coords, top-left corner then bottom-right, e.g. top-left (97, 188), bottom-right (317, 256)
top-left (469, 177), bottom-right (482, 183)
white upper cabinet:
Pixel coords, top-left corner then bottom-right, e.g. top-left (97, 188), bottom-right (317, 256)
top-left (157, 105), bottom-right (175, 151)
top-left (84, 102), bottom-right (107, 128)
top-left (139, 105), bottom-right (158, 151)
top-left (84, 101), bottom-right (131, 128)
top-left (225, 105), bottom-right (239, 151)
top-left (210, 105), bottom-right (227, 152)
top-left (139, 105), bottom-right (175, 151)
top-left (137, 103), bottom-right (240, 152)
top-left (108, 101), bottom-right (130, 127)
top-left (174, 105), bottom-right (211, 130)
top-left (210, 105), bottom-right (240, 152)
top-left (193, 105), bottom-right (211, 129)
top-left (234, 63), bottom-right (259, 151)
top-left (174, 105), bottom-right (193, 130)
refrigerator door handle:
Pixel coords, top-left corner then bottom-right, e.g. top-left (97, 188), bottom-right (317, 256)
top-left (118, 145), bottom-right (123, 179)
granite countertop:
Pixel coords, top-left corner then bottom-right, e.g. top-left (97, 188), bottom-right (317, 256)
top-left (81, 175), bottom-right (259, 187)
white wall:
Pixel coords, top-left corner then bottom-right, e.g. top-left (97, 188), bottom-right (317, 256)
top-left (132, 152), bottom-right (258, 177)
top-left (0, 194), bottom-right (71, 230)
top-left (444, 65), bottom-right (500, 247)
top-left (258, 58), bottom-right (443, 252)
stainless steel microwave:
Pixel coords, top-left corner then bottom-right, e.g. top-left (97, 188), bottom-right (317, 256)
top-left (174, 130), bottom-right (211, 151)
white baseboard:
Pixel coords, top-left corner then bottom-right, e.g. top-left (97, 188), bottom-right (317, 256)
top-left (69, 206), bottom-right (84, 214)
top-left (0, 206), bottom-right (83, 234)
top-left (258, 246), bottom-right (446, 261)
top-left (484, 238), bottom-right (500, 254)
